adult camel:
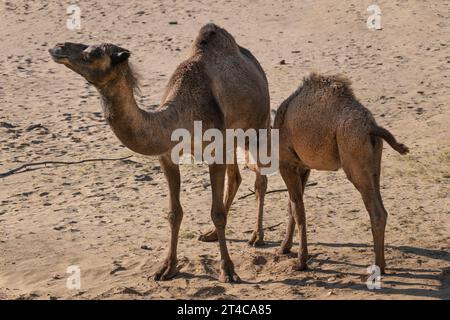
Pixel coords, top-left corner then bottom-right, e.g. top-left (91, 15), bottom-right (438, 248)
top-left (49, 23), bottom-right (270, 282)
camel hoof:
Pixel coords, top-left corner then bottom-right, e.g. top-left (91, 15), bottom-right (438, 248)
top-left (219, 271), bottom-right (241, 283)
top-left (277, 247), bottom-right (292, 255)
top-left (248, 231), bottom-right (265, 247)
top-left (293, 262), bottom-right (308, 271)
top-left (198, 229), bottom-right (218, 242)
top-left (248, 238), bottom-right (265, 247)
top-left (153, 261), bottom-right (178, 281)
top-left (219, 260), bottom-right (241, 283)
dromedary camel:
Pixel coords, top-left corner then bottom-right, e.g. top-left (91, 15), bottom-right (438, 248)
top-left (274, 73), bottom-right (409, 273)
top-left (48, 23), bottom-right (271, 283)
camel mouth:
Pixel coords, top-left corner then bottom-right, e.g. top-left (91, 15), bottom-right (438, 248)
top-left (48, 48), bottom-right (68, 62)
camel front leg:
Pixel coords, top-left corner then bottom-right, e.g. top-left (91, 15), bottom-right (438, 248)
top-left (154, 154), bottom-right (183, 281)
top-left (209, 163), bottom-right (240, 283)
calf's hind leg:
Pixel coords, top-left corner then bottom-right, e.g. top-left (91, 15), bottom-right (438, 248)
top-left (279, 165), bottom-right (309, 270)
top-left (341, 139), bottom-right (387, 273)
top-left (278, 169), bottom-right (310, 255)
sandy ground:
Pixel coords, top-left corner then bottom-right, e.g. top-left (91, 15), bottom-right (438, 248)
top-left (0, 0), bottom-right (449, 300)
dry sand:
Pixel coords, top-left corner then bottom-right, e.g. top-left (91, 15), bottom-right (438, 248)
top-left (0, 0), bottom-right (449, 299)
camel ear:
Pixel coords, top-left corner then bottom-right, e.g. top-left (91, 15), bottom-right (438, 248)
top-left (111, 51), bottom-right (130, 65)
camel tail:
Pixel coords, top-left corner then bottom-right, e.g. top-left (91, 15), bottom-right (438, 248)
top-left (370, 126), bottom-right (410, 155)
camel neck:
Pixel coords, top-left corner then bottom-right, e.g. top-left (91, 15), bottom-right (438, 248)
top-left (98, 74), bottom-right (178, 156)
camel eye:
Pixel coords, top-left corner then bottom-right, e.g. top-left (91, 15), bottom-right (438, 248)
top-left (90, 47), bottom-right (103, 59)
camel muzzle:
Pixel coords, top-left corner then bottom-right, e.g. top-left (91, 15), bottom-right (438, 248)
top-left (48, 48), bottom-right (67, 59)
top-left (49, 42), bottom-right (89, 61)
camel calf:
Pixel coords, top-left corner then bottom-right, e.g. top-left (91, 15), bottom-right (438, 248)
top-left (274, 73), bottom-right (409, 273)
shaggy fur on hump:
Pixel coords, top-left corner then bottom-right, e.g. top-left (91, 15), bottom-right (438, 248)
top-left (274, 73), bottom-right (354, 129)
top-left (304, 72), bottom-right (354, 97)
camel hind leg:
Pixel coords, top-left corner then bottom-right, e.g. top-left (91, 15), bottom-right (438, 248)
top-left (278, 169), bottom-right (310, 254)
top-left (340, 136), bottom-right (387, 273)
top-left (199, 148), bottom-right (268, 246)
top-left (279, 164), bottom-right (309, 270)
top-left (209, 163), bottom-right (240, 283)
top-left (199, 162), bottom-right (241, 242)
top-left (248, 170), bottom-right (267, 246)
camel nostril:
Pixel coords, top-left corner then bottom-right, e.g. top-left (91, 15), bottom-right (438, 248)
top-left (49, 45), bottom-right (68, 59)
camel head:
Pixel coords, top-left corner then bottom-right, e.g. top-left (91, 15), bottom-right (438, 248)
top-left (49, 42), bottom-right (131, 88)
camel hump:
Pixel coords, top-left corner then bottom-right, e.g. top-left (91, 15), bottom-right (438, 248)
top-left (238, 45), bottom-right (268, 82)
top-left (303, 72), bottom-right (355, 98)
top-left (193, 23), bottom-right (239, 53)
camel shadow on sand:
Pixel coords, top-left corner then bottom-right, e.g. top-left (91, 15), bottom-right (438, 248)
top-left (252, 242), bottom-right (449, 299)
top-left (172, 241), bottom-right (448, 299)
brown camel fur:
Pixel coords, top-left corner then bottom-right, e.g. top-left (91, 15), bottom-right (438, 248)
top-left (48, 23), bottom-right (270, 283)
top-left (274, 73), bottom-right (409, 273)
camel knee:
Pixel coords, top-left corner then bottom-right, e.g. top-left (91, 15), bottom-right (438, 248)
top-left (370, 211), bottom-right (387, 231)
top-left (211, 210), bottom-right (227, 229)
top-left (375, 211), bottom-right (387, 223)
top-left (367, 200), bottom-right (388, 226)
top-left (167, 207), bottom-right (183, 227)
